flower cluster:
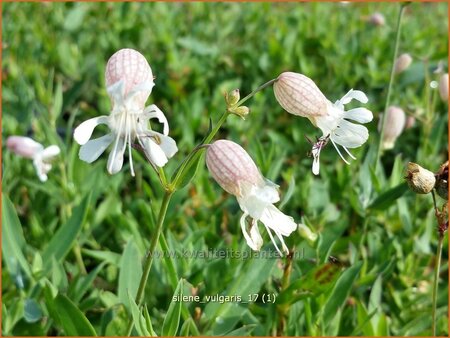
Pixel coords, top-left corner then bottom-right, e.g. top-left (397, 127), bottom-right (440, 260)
top-left (70, 49), bottom-right (375, 253)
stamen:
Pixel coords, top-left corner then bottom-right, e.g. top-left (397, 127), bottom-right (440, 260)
top-left (343, 146), bottom-right (356, 160)
top-left (127, 116), bottom-right (135, 177)
top-left (263, 224), bottom-right (283, 257)
top-left (108, 110), bottom-right (126, 173)
top-left (330, 138), bottom-right (350, 165)
top-left (274, 230), bottom-right (289, 254)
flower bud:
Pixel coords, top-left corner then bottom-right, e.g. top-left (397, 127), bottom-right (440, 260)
top-left (435, 161), bottom-right (448, 200)
top-left (439, 73), bottom-right (448, 102)
top-left (225, 89), bottom-right (240, 107)
top-left (298, 223), bottom-right (317, 242)
top-left (206, 140), bottom-right (262, 197)
top-left (105, 48), bottom-right (154, 108)
top-left (368, 12), bottom-right (385, 26)
top-left (378, 106), bottom-right (406, 149)
top-left (405, 162), bottom-right (436, 194)
top-left (273, 72), bottom-right (328, 118)
top-left (394, 53), bottom-right (413, 74)
top-left (228, 106), bottom-right (250, 119)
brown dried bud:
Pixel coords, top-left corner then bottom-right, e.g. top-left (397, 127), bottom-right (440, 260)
top-left (394, 53), bottom-right (413, 74)
top-left (439, 73), bottom-right (448, 102)
top-left (435, 161), bottom-right (448, 200)
top-left (405, 162), bottom-right (436, 194)
top-left (206, 140), bottom-right (262, 197)
top-left (273, 72), bottom-right (328, 118)
top-left (225, 89), bottom-right (240, 107)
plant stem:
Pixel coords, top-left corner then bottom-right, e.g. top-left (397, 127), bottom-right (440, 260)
top-left (234, 78), bottom-right (278, 107)
top-left (375, 3), bottom-right (406, 171)
top-left (276, 252), bottom-right (293, 335)
top-left (431, 233), bottom-right (443, 336)
top-left (126, 190), bottom-right (173, 336)
top-left (171, 78), bottom-right (277, 189)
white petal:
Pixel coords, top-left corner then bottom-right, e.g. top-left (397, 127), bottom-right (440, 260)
top-left (343, 108), bottom-right (373, 123)
top-left (79, 134), bottom-right (114, 163)
top-left (332, 120), bottom-right (369, 148)
top-left (128, 79), bottom-right (155, 97)
top-left (33, 157), bottom-right (50, 182)
top-left (107, 137), bottom-right (125, 174)
top-left (311, 146), bottom-right (322, 175)
top-left (237, 183), bottom-right (273, 220)
top-left (144, 104), bottom-right (169, 135)
top-left (107, 80), bottom-right (125, 107)
top-left (260, 205), bottom-right (297, 236)
top-left (141, 137), bottom-right (168, 167)
top-left (339, 89), bottom-right (368, 105)
top-left (7, 136), bottom-right (43, 158)
top-left (240, 213), bottom-right (261, 251)
top-left (74, 116), bottom-right (109, 145)
top-left (147, 131), bottom-right (178, 159)
top-left (41, 145), bottom-right (60, 160)
top-left (249, 221), bottom-right (264, 251)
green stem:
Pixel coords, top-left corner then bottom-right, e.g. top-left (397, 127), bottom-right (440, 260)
top-left (276, 253), bottom-right (293, 335)
top-left (171, 78), bottom-right (277, 190)
top-left (431, 233), bottom-right (443, 336)
top-left (375, 3), bottom-right (406, 171)
top-left (126, 190), bottom-right (173, 336)
top-left (233, 78), bottom-right (277, 108)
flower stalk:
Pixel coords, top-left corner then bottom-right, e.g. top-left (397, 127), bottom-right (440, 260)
top-left (127, 79), bottom-right (276, 335)
top-left (376, 3), bottom-right (407, 170)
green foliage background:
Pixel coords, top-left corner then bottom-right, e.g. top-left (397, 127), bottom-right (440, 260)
top-left (2, 2), bottom-right (448, 336)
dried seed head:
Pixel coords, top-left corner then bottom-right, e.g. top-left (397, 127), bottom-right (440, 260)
top-left (394, 53), bottom-right (413, 74)
top-left (405, 162), bottom-right (436, 194)
top-left (368, 12), bottom-right (385, 26)
top-left (378, 106), bottom-right (406, 149)
top-left (274, 72), bottom-right (328, 118)
top-left (439, 73), bottom-right (448, 102)
top-left (435, 161), bottom-right (448, 200)
top-left (206, 140), bottom-right (262, 196)
top-left (105, 48), bottom-right (154, 107)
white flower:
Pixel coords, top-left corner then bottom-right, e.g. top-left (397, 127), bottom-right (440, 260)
top-left (73, 48), bottom-right (177, 176)
top-left (206, 140), bottom-right (298, 255)
top-left (274, 72), bottom-right (373, 175)
top-left (6, 136), bottom-right (60, 182)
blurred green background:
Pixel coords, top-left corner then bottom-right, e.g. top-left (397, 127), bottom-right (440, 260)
top-left (2, 2), bottom-right (448, 336)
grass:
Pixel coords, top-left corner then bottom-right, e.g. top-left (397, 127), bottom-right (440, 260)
top-left (2, 2), bottom-right (449, 336)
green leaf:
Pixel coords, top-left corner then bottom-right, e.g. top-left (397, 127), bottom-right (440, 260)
top-left (204, 253), bottom-right (276, 335)
top-left (23, 299), bottom-right (42, 323)
top-left (118, 240), bottom-right (143, 311)
top-left (162, 279), bottom-right (184, 336)
top-left (368, 182), bottom-right (409, 210)
top-left (42, 194), bottom-right (91, 273)
top-left (1, 194), bottom-right (32, 280)
top-left (323, 261), bottom-right (362, 324)
top-left (127, 291), bottom-right (154, 336)
top-left (52, 294), bottom-right (97, 336)
top-left (277, 263), bottom-right (341, 305)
